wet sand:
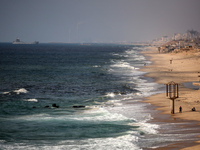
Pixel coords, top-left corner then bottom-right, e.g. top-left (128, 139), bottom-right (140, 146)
top-left (140, 47), bottom-right (200, 149)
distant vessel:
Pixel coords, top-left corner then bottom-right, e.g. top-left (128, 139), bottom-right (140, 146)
top-left (13, 38), bottom-right (39, 44)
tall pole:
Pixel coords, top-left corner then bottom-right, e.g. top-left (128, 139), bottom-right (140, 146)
top-left (171, 98), bottom-right (175, 114)
top-left (177, 84), bottom-right (179, 98)
top-left (166, 84), bottom-right (168, 97)
top-left (165, 81), bottom-right (179, 114)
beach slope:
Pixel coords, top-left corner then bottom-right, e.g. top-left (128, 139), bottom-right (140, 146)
top-left (141, 47), bottom-right (200, 149)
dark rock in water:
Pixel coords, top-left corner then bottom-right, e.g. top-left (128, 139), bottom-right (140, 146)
top-left (52, 103), bottom-right (59, 108)
top-left (114, 92), bottom-right (120, 94)
top-left (44, 105), bottom-right (50, 108)
top-left (121, 92), bottom-right (126, 95)
top-left (73, 105), bottom-right (85, 108)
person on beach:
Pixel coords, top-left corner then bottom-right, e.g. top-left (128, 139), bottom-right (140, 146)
top-left (179, 106), bottom-right (182, 113)
top-left (158, 47), bottom-right (161, 53)
top-left (192, 107), bottom-right (196, 111)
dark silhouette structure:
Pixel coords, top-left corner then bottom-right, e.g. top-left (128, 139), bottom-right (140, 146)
top-left (165, 81), bottom-right (179, 114)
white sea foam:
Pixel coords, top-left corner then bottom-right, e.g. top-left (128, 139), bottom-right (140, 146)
top-left (13, 88), bottom-right (28, 94)
top-left (135, 81), bottom-right (164, 97)
top-left (111, 61), bottom-right (136, 70)
top-left (105, 92), bottom-right (116, 97)
top-left (24, 99), bottom-right (38, 102)
top-left (124, 50), bottom-right (146, 60)
top-left (0, 140), bottom-right (6, 143)
top-left (3, 105), bottom-right (151, 149)
top-left (1, 88), bottom-right (29, 95)
top-left (111, 53), bottom-right (120, 56)
top-left (0, 135), bottom-right (142, 150)
top-left (13, 107), bottom-right (129, 123)
top-left (1, 91), bottom-right (10, 94)
top-left (106, 99), bottom-right (122, 105)
top-left (73, 107), bottom-right (131, 122)
top-left (137, 121), bottom-right (159, 134)
top-left (93, 65), bottom-right (100, 68)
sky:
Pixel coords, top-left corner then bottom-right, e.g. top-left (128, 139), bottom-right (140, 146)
top-left (0, 0), bottom-right (200, 43)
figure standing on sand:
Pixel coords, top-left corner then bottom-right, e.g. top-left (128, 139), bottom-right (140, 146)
top-left (158, 47), bottom-right (161, 53)
top-left (179, 106), bottom-right (182, 113)
top-left (192, 107), bottom-right (196, 111)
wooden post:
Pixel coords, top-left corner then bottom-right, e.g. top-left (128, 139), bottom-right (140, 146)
top-left (165, 81), bottom-right (179, 114)
top-left (166, 84), bottom-right (168, 97)
top-left (171, 99), bottom-right (175, 114)
top-left (177, 84), bottom-right (179, 98)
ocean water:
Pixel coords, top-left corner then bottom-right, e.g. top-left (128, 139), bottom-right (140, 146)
top-left (0, 43), bottom-right (198, 150)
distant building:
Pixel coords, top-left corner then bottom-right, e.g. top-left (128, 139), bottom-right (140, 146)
top-left (173, 33), bottom-right (182, 40)
top-left (162, 36), bottom-right (168, 42)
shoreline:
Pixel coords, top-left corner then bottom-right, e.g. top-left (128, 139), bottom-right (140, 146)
top-left (140, 46), bottom-right (200, 149)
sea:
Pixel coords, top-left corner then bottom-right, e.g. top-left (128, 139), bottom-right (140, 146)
top-left (0, 43), bottom-right (199, 150)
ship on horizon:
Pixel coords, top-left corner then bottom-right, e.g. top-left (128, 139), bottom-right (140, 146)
top-left (13, 38), bottom-right (39, 44)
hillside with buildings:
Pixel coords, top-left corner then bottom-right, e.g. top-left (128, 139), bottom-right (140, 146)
top-left (151, 30), bottom-right (200, 53)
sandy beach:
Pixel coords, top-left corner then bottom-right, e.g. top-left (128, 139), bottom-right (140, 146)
top-left (141, 47), bottom-right (200, 150)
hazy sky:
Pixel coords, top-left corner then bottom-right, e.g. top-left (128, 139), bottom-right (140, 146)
top-left (0, 0), bottom-right (200, 43)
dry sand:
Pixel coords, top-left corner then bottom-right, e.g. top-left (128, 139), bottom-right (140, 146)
top-left (140, 47), bottom-right (200, 150)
